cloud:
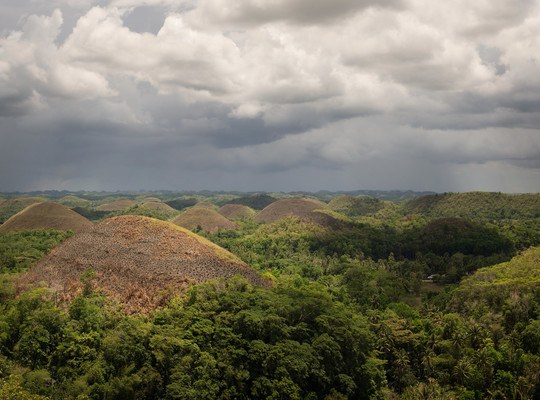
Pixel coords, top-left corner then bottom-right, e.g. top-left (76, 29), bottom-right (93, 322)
top-left (0, 0), bottom-right (539, 192)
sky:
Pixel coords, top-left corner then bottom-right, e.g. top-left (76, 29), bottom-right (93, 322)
top-left (0, 0), bottom-right (539, 193)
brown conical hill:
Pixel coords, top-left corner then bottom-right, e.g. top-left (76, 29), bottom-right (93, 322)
top-left (140, 201), bottom-right (177, 214)
top-left (0, 202), bottom-right (93, 233)
top-left (254, 198), bottom-right (327, 223)
top-left (18, 215), bottom-right (268, 313)
top-left (218, 204), bottom-right (256, 220)
top-left (0, 197), bottom-right (47, 223)
top-left (171, 207), bottom-right (238, 233)
top-left (96, 199), bottom-right (136, 211)
top-left (254, 198), bottom-right (348, 228)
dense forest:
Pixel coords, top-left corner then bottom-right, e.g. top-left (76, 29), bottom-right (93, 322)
top-left (0, 191), bottom-right (539, 399)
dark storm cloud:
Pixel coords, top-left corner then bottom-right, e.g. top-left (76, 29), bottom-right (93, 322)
top-left (0, 0), bottom-right (539, 192)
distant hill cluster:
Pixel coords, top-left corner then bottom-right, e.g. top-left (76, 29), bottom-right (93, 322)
top-left (1, 189), bottom-right (540, 399)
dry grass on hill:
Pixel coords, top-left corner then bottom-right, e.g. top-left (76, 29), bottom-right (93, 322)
top-left (0, 202), bottom-right (93, 233)
top-left (218, 204), bottom-right (256, 220)
top-left (254, 198), bottom-right (326, 223)
top-left (95, 199), bottom-right (136, 211)
top-left (254, 198), bottom-right (349, 229)
top-left (171, 207), bottom-right (238, 233)
top-left (18, 215), bottom-right (268, 313)
top-left (0, 197), bottom-right (47, 220)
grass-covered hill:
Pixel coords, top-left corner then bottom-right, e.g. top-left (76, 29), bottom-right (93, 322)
top-left (218, 204), bottom-right (256, 220)
top-left (404, 192), bottom-right (540, 220)
top-left (18, 215), bottom-right (268, 313)
top-left (0, 203), bottom-right (93, 234)
top-left (0, 197), bottom-right (46, 224)
top-left (171, 207), bottom-right (238, 233)
top-left (451, 246), bottom-right (540, 316)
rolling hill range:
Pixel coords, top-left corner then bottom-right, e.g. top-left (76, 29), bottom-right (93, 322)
top-left (404, 192), bottom-right (540, 220)
top-left (171, 207), bottom-right (238, 233)
top-left (17, 215), bottom-right (268, 313)
top-left (0, 202), bottom-right (93, 233)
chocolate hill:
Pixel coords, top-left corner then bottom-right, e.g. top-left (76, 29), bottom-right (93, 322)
top-left (18, 215), bottom-right (268, 313)
top-left (140, 200), bottom-right (177, 214)
top-left (171, 207), bottom-right (238, 233)
top-left (96, 199), bottom-right (136, 211)
top-left (218, 204), bottom-right (256, 220)
top-left (0, 197), bottom-right (47, 223)
top-left (255, 198), bottom-right (327, 223)
top-left (0, 202), bottom-right (93, 233)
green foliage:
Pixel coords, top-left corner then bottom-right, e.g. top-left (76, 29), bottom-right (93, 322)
top-left (0, 191), bottom-right (539, 399)
top-left (0, 230), bottom-right (72, 273)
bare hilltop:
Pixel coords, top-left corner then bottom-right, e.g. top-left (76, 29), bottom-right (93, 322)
top-left (18, 215), bottom-right (267, 313)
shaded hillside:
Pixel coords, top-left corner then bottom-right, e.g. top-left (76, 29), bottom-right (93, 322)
top-left (165, 197), bottom-right (198, 211)
top-left (0, 197), bottom-right (46, 223)
top-left (218, 204), bottom-right (256, 220)
top-left (0, 203), bottom-right (93, 234)
top-left (171, 207), bottom-right (238, 233)
top-left (225, 194), bottom-right (277, 210)
top-left (95, 199), bottom-right (136, 211)
top-left (404, 192), bottom-right (540, 220)
top-left (18, 215), bottom-right (268, 313)
top-left (328, 195), bottom-right (385, 217)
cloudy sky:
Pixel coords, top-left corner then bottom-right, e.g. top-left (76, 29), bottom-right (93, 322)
top-left (1, 0), bottom-right (539, 192)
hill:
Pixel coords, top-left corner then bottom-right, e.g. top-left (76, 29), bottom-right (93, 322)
top-left (17, 215), bottom-right (268, 313)
top-left (0, 202), bottom-right (93, 233)
top-left (404, 192), bottom-right (540, 220)
top-left (95, 199), bottom-right (136, 212)
top-left (218, 204), bottom-right (256, 220)
top-left (171, 207), bottom-right (238, 233)
top-left (254, 198), bottom-right (341, 227)
top-left (0, 197), bottom-right (46, 223)
top-left (450, 247), bottom-right (540, 316)
top-left (139, 200), bottom-right (177, 214)
top-left (328, 195), bottom-right (385, 217)
top-left (225, 194), bottom-right (277, 210)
